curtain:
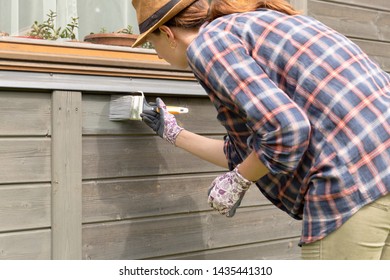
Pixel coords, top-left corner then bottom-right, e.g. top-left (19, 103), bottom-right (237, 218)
top-left (0, 0), bottom-right (139, 40)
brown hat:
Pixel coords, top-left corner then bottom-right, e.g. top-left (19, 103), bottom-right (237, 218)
top-left (131, 0), bottom-right (197, 47)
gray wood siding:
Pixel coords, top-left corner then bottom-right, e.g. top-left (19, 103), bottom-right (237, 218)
top-left (83, 207), bottom-right (300, 260)
top-left (51, 91), bottom-right (82, 260)
top-left (1, 0), bottom-right (389, 260)
top-left (0, 230), bottom-right (51, 260)
top-left (0, 91), bottom-right (52, 260)
top-left (0, 184), bottom-right (51, 232)
top-left (81, 93), bottom-right (301, 260)
top-left (0, 88), bottom-right (301, 260)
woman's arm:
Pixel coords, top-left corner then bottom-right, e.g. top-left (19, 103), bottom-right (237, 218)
top-left (237, 150), bottom-right (269, 182)
top-left (142, 98), bottom-right (269, 182)
top-left (175, 129), bottom-right (229, 169)
top-left (177, 130), bottom-right (269, 181)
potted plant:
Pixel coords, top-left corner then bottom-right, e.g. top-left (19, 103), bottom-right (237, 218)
top-left (25, 10), bottom-right (79, 40)
top-left (84, 25), bottom-right (138, 47)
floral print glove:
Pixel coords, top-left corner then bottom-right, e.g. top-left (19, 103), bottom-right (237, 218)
top-left (208, 166), bottom-right (252, 217)
top-left (141, 98), bottom-right (184, 145)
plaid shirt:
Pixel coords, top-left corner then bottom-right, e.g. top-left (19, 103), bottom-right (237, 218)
top-left (186, 9), bottom-right (390, 244)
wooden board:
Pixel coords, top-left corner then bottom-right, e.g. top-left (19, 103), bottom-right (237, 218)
top-left (158, 237), bottom-right (301, 260)
top-left (308, 0), bottom-right (390, 41)
top-left (0, 91), bottom-right (51, 136)
top-left (82, 206), bottom-right (301, 260)
top-left (0, 229), bottom-right (51, 260)
top-left (0, 184), bottom-right (51, 232)
top-left (51, 91), bottom-right (83, 260)
top-left (0, 138), bottom-right (51, 184)
top-left (82, 136), bottom-right (226, 180)
top-left (82, 95), bottom-right (223, 135)
top-left (320, 0), bottom-right (390, 11)
top-left (82, 175), bottom-right (268, 223)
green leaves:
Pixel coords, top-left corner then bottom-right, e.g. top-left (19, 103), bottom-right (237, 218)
top-left (28, 10), bottom-right (79, 40)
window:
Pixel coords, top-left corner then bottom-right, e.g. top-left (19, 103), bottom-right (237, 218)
top-left (0, 0), bottom-right (139, 40)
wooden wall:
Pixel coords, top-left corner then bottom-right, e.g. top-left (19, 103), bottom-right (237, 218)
top-left (0, 91), bottom-right (52, 259)
top-left (0, 79), bottom-right (301, 260)
top-left (81, 93), bottom-right (301, 260)
top-left (1, 0), bottom-right (389, 261)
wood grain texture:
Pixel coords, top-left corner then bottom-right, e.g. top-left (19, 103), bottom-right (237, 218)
top-left (82, 206), bottom-right (301, 260)
top-left (308, 1), bottom-right (390, 41)
top-left (82, 95), bottom-right (223, 135)
top-left (0, 230), bottom-right (51, 260)
top-left (0, 39), bottom-right (195, 80)
top-left (0, 91), bottom-right (51, 136)
top-left (0, 138), bottom-right (51, 184)
top-left (158, 238), bottom-right (301, 260)
top-left (0, 184), bottom-right (51, 232)
top-left (320, 0), bottom-right (390, 11)
top-left (82, 136), bottom-right (226, 180)
top-left (51, 91), bottom-right (82, 260)
top-left (82, 175), bottom-right (267, 223)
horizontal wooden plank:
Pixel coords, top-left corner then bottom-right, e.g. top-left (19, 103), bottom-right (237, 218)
top-left (157, 238), bottom-right (301, 260)
top-left (0, 91), bottom-right (51, 136)
top-left (308, 0), bottom-right (390, 41)
top-left (82, 175), bottom-right (267, 223)
top-left (0, 38), bottom-right (196, 80)
top-left (0, 61), bottom-right (195, 81)
top-left (0, 38), bottom-right (169, 70)
top-left (352, 39), bottom-right (390, 72)
top-left (0, 138), bottom-right (51, 184)
top-left (319, 0), bottom-right (390, 11)
top-left (0, 229), bottom-right (51, 260)
top-left (82, 95), bottom-right (223, 135)
top-left (82, 136), bottom-right (226, 180)
top-left (0, 71), bottom-right (203, 94)
top-left (82, 207), bottom-right (301, 260)
top-left (0, 184), bottom-right (51, 232)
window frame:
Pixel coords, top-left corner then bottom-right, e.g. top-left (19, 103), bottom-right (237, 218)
top-left (0, 37), bottom-right (195, 81)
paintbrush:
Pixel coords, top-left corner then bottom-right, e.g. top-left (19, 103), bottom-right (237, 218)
top-left (109, 92), bottom-right (189, 121)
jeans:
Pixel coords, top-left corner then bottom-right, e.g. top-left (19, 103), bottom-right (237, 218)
top-left (301, 194), bottom-right (390, 260)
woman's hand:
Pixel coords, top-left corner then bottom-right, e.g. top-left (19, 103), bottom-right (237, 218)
top-left (208, 166), bottom-right (252, 217)
top-left (141, 98), bottom-right (184, 145)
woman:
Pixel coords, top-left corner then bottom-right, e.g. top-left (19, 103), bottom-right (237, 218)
top-left (132, 0), bottom-right (390, 259)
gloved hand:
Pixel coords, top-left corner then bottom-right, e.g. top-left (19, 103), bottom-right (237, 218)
top-left (140, 98), bottom-right (184, 145)
top-left (208, 166), bottom-right (252, 217)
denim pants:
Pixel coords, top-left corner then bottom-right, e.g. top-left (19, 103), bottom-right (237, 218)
top-left (301, 194), bottom-right (390, 260)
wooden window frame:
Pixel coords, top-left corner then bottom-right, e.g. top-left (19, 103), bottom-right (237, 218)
top-left (0, 37), bottom-right (195, 81)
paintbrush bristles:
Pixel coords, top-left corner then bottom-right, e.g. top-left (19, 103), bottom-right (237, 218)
top-left (109, 93), bottom-right (189, 122)
top-left (109, 95), bottom-right (144, 121)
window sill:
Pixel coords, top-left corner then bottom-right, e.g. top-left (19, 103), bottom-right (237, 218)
top-left (0, 37), bottom-right (195, 80)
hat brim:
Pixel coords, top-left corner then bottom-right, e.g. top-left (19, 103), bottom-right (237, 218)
top-left (132, 0), bottom-right (196, 48)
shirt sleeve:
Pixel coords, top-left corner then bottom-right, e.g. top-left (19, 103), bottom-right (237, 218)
top-left (187, 30), bottom-right (311, 175)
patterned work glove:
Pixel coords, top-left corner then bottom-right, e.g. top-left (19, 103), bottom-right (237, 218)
top-left (141, 98), bottom-right (184, 145)
top-left (208, 166), bottom-right (252, 217)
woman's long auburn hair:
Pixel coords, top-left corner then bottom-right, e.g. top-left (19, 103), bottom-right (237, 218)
top-left (208, 0), bottom-right (300, 21)
top-left (167, 0), bottom-right (300, 30)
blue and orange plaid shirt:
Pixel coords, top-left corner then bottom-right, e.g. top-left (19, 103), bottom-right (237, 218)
top-left (186, 9), bottom-right (390, 244)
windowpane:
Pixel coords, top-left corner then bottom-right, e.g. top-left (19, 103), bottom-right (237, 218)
top-left (0, 0), bottom-right (139, 40)
top-left (77, 0), bottom-right (139, 39)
